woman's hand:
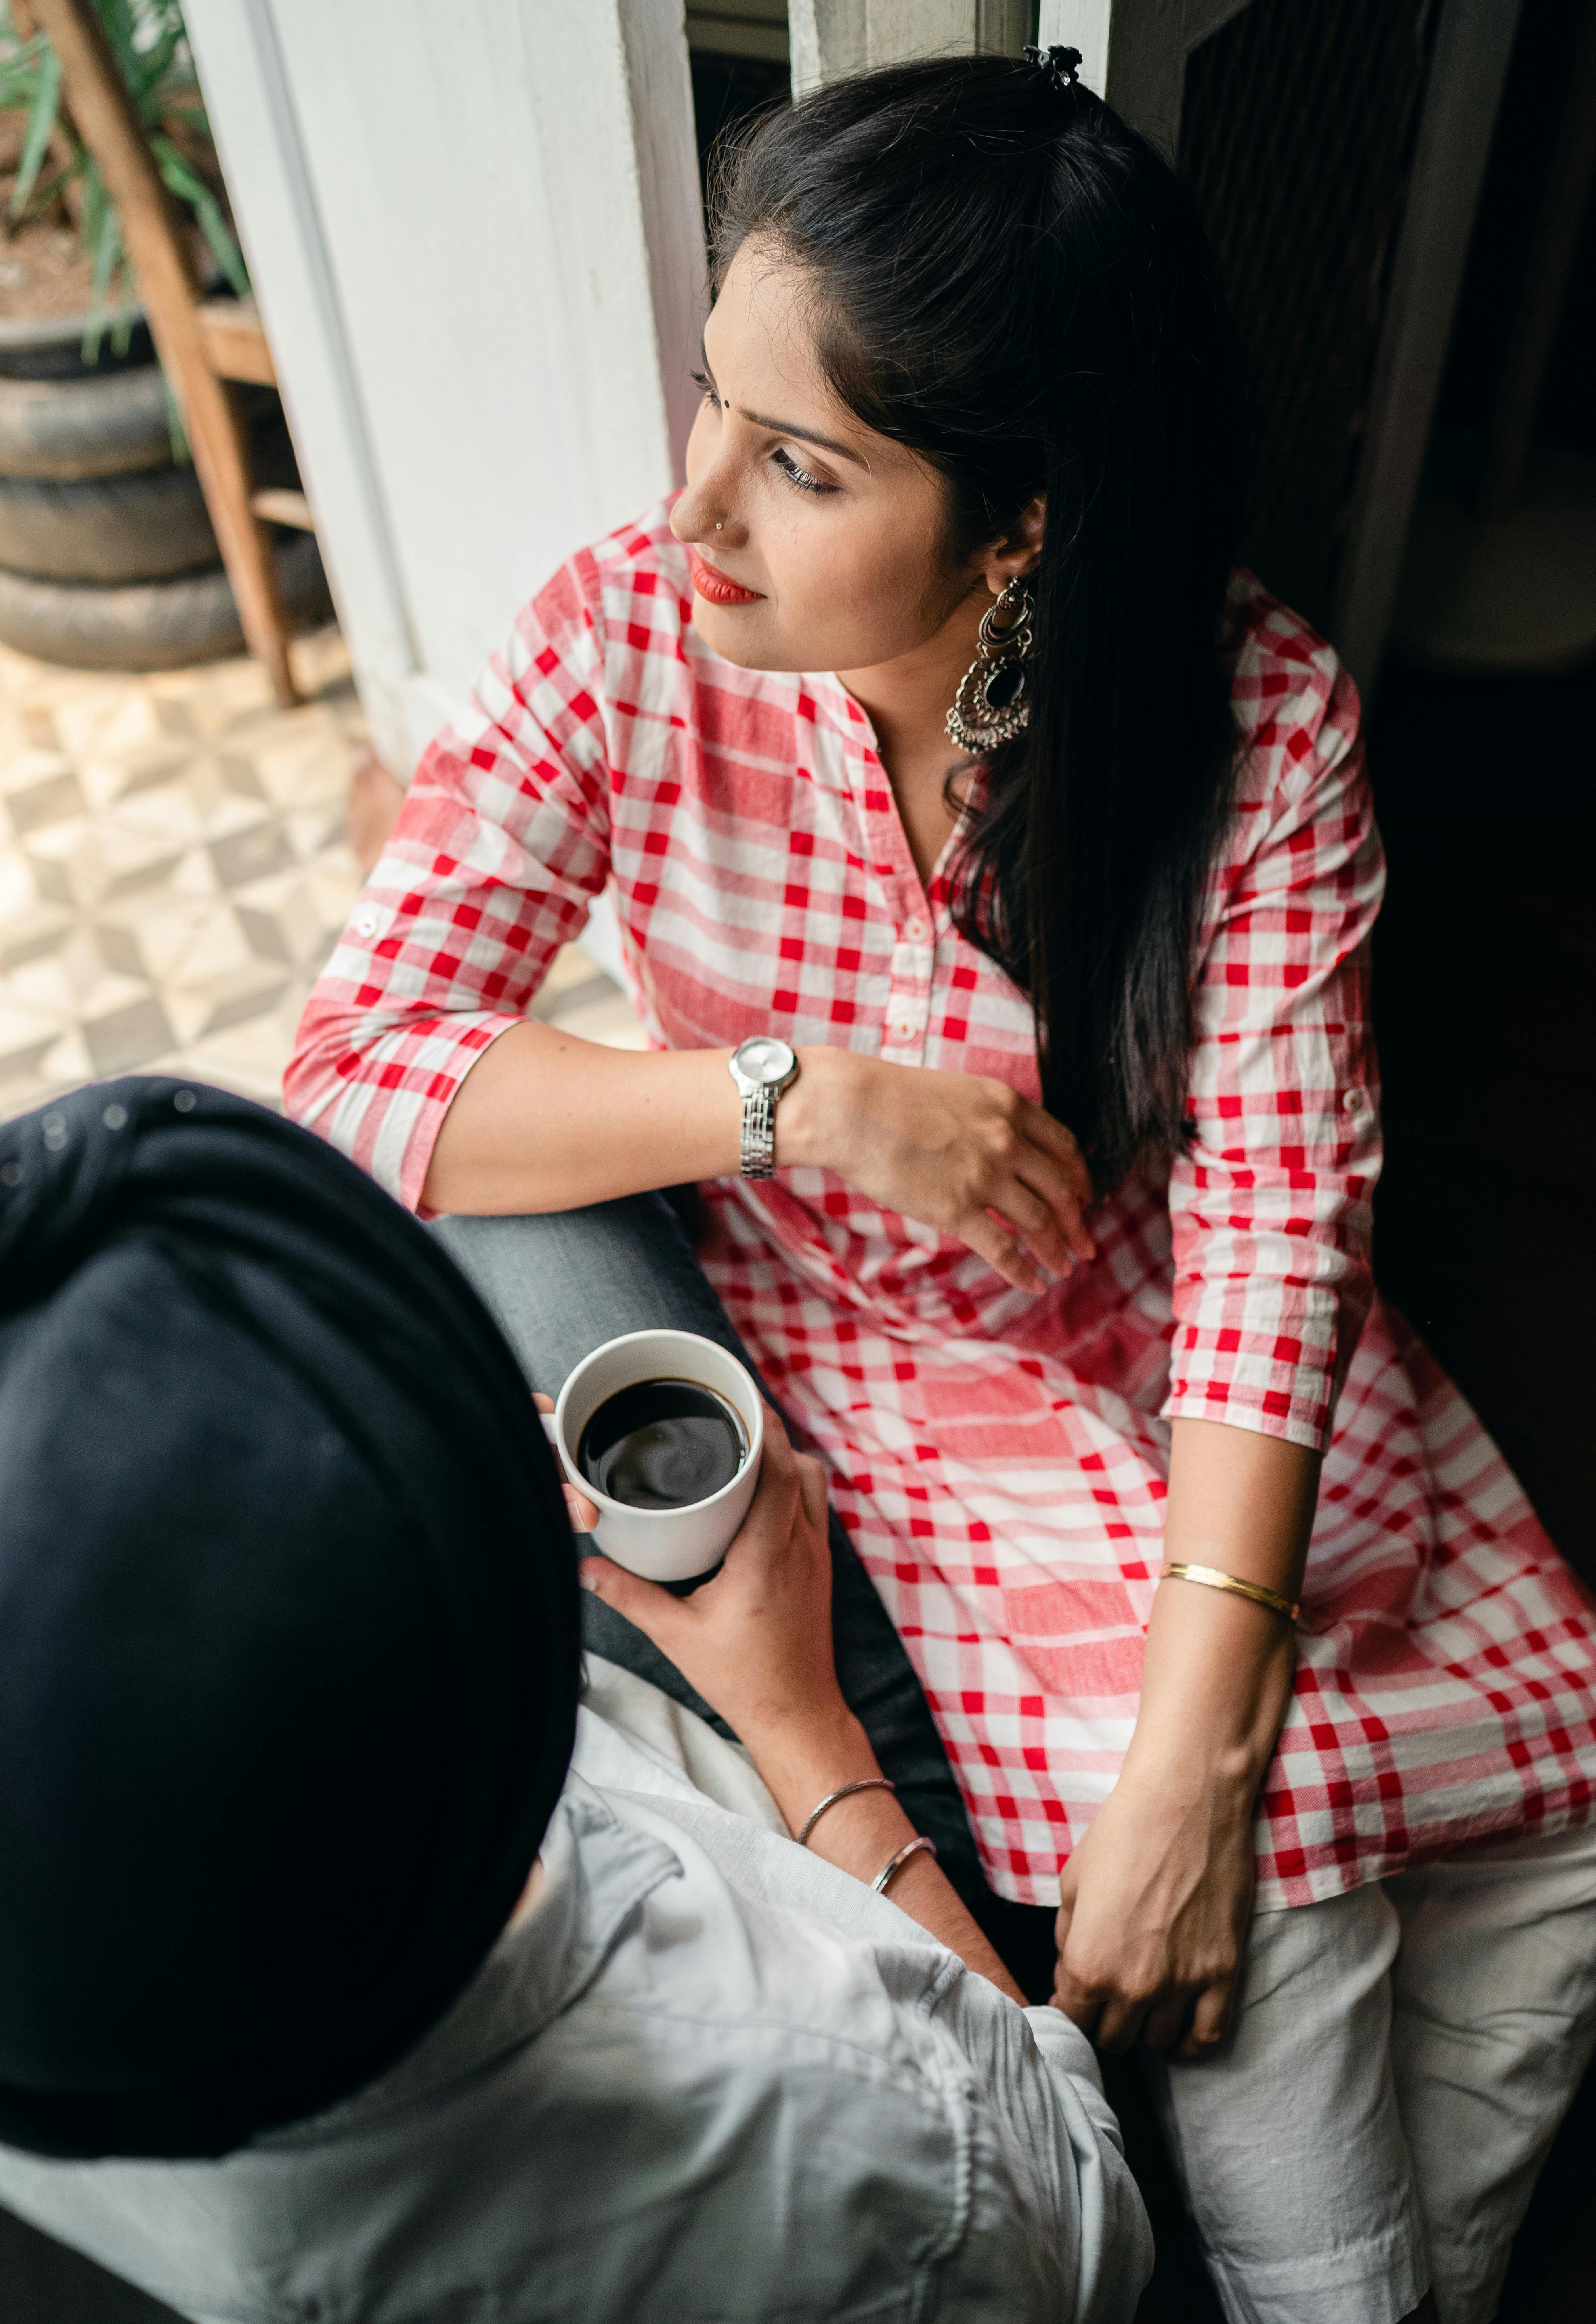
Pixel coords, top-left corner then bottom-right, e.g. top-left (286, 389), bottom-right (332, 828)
top-left (1050, 1420), bottom-right (1314, 2055)
top-left (576, 1401), bottom-right (849, 1751)
top-left (780, 1048), bottom-right (1095, 1293)
top-left (1052, 1422), bottom-right (1314, 2057)
top-left (1052, 1757), bottom-right (1258, 2057)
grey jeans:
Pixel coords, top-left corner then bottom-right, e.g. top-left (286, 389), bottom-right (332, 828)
top-left (433, 1193), bottom-right (1059, 1995)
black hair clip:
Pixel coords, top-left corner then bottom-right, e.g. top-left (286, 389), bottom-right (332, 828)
top-left (1023, 43), bottom-right (1083, 92)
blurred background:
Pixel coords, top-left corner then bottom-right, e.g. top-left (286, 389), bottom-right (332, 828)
top-left (0, 4), bottom-right (1590, 2318)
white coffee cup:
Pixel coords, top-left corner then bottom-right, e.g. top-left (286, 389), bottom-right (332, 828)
top-left (541, 1328), bottom-right (764, 1582)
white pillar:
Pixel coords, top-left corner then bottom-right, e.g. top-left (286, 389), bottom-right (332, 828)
top-left (789, 0), bottom-right (1028, 97)
top-left (185, 0), bottom-right (706, 773)
top-left (1036, 1), bottom-right (1112, 96)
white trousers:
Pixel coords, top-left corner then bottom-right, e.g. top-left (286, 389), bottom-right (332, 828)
top-left (1149, 1821), bottom-right (1596, 2324)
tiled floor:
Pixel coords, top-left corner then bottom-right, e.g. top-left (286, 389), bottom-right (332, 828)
top-left (0, 629), bottom-right (640, 1127)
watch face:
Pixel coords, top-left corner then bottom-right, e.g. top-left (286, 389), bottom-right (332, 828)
top-left (737, 1036), bottom-right (795, 1086)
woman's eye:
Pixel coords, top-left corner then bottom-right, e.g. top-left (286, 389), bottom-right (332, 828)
top-left (772, 447), bottom-right (835, 496)
top-left (690, 369), bottom-right (721, 411)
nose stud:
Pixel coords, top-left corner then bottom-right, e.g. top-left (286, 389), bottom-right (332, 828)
top-left (715, 522), bottom-right (723, 531)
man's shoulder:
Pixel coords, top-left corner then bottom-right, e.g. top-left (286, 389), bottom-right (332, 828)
top-left (503, 1783), bottom-right (990, 2308)
top-left (0, 1777), bottom-right (1112, 2324)
top-left (563, 1778), bottom-right (969, 2098)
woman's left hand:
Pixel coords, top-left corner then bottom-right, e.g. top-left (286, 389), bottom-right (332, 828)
top-left (1052, 1754), bottom-right (1257, 2058)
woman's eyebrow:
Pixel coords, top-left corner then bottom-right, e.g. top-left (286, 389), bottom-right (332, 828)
top-left (700, 337), bottom-right (866, 468)
top-left (738, 407), bottom-right (868, 467)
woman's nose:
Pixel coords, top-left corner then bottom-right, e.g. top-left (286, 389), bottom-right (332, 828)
top-left (673, 446), bottom-right (743, 547)
top-left (673, 490), bottom-right (738, 547)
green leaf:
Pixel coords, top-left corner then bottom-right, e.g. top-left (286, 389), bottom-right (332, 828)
top-left (162, 365), bottom-right (191, 466)
top-left (148, 133), bottom-right (207, 202)
top-left (31, 153), bottom-right (86, 214)
top-left (0, 42), bottom-right (46, 113)
top-left (81, 187), bottom-right (125, 365)
top-left (10, 44), bottom-right (62, 220)
top-left (76, 164), bottom-right (106, 273)
top-left (110, 256), bottom-right (136, 355)
top-left (13, 3), bottom-right (246, 315)
top-left (95, 0), bottom-right (138, 84)
top-left (152, 132), bottom-right (249, 296)
top-left (131, 23), bottom-right (186, 106)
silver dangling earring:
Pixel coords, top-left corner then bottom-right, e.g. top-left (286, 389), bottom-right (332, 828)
top-left (945, 575), bottom-right (1035, 752)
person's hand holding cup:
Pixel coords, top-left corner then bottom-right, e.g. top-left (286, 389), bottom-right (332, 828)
top-left (576, 1398), bottom-right (849, 1752)
top-left (558, 1345), bottom-right (1032, 2004)
top-left (539, 1329), bottom-right (765, 1583)
top-left (534, 1331), bottom-right (846, 1752)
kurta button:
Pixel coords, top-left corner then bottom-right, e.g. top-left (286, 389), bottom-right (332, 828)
top-left (1344, 1088), bottom-right (1366, 1113)
top-left (904, 916), bottom-right (927, 942)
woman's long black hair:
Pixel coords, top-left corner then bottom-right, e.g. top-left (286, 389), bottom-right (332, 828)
top-left (712, 54), bottom-right (1250, 1191)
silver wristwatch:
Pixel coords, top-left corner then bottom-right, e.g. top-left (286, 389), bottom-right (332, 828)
top-left (728, 1036), bottom-right (799, 1180)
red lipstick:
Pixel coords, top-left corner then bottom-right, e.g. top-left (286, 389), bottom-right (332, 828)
top-left (689, 547), bottom-right (765, 607)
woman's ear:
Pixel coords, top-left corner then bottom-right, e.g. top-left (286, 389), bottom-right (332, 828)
top-left (980, 493), bottom-right (1046, 593)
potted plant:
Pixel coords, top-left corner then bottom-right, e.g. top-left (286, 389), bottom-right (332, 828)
top-left (0, 0), bottom-right (327, 667)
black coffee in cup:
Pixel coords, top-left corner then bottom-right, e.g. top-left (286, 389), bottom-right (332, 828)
top-left (577, 1379), bottom-right (749, 1511)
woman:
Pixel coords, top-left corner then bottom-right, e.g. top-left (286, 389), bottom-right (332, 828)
top-left (288, 48), bottom-right (1596, 2324)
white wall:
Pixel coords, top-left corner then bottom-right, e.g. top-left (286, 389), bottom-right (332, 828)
top-left (185, 0), bottom-right (705, 773)
top-left (790, 0), bottom-right (1029, 96)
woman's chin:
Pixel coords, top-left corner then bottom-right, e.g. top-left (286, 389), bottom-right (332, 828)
top-left (688, 598), bottom-right (793, 671)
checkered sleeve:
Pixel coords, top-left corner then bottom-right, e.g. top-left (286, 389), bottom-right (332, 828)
top-left (1164, 631), bottom-right (1385, 1451)
top-left (285, 559), bottom-right (612, 1210)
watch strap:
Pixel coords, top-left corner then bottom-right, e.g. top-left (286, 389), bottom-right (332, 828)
top-left (739, 1084), bottom-right (778, 1179)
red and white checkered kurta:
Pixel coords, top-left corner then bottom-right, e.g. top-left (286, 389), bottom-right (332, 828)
top-left (289, 502), bottom-right (1596, 1909)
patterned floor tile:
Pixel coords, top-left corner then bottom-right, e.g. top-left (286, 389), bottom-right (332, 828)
top-left (0, 629), bottom-right (640, 1129)
top-left (543, 983), bottom-right (650, 1050)
top-left (84, 993), bottom-right (177, 1078)
top-left (6, 768), bottom-right (85, 832)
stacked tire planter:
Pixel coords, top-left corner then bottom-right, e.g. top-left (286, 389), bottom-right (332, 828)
top-left (0, 301), bottom-right (331, 671)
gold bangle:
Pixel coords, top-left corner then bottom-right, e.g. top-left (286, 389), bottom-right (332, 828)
top-left (1160, 1562), bottom-right (1300, 1626)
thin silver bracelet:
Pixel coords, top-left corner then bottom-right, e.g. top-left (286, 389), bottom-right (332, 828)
top-left (872, 1835), bottom-right (937, 1895)
top-left (797, 1775), bottom-right (895, 1847)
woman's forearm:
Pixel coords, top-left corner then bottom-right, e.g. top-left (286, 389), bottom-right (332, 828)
top-left (1125, 1417), bottom-right (1319, 1792)
top-left (419, 1023), bottom-right (870, 1216)
top-left (1050, 1421), bottom-right (1321, 2049)
top-left (422, 1022), bottom-right (1093, 1303)
top-left (421, 1020), bottom-right (745, 1213)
